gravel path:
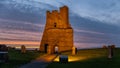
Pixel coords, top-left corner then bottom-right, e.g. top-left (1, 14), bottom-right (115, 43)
top-left (20, 54), bottom-right (57, 68)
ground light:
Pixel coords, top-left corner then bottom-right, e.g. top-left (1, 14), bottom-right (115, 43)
top-left (54, 55), bottom-right (88, 62)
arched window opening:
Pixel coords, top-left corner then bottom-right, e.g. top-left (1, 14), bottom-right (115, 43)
top-left (54, 23), bottom-right (57, 27)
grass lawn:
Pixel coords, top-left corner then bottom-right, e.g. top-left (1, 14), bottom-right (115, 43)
top-left (0, 49), bottom-right (44, 68)
top-left (47, 48), bottom-right (120, 68)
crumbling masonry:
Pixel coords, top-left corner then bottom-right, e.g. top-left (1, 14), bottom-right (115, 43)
top-left (40, 6), bottom-right (73, 54)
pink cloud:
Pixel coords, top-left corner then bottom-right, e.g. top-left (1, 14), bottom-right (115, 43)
top-left (0, 28), bottom-right (43, 41)
top-left (0, 18), bottom-right (44, 28)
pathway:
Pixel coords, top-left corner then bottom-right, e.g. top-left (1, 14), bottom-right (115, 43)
top-left (20, 54), bottom-right (58, 68)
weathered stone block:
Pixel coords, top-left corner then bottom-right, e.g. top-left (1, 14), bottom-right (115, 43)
top-left (72, 46), bottom-right (77, 55)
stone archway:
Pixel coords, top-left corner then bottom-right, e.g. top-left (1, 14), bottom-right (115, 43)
top-left (54, 45), bottom-right (58, 54)
top-left (44, 44), bottom-right (48, 53)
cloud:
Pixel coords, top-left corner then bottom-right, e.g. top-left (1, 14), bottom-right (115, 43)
top-left (0, 18), bottom-right (44, 28)
top-left (0, 41), bottom-right (40, 49)
top-left (74, 29), bottom-right (104, 35)
top-left (0, 18), bottom-right (44, 42)
top-left (1, 0), bottom-right (120, 26)
top-left (0, 0), bottom-right (57, 14)
top-left (0, 18), bottom-right (45, 32)
top-left (68, 0), bottom-right (120, 26)
top-left (74, 42), bottom-right (104, 49)
top-left (0, 0), bottom-right (120, 48)
top-left (0, 28), bottom-right (43, 41)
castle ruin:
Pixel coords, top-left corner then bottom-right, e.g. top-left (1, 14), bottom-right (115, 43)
top-left (40, 6), bottom-right (73, 54)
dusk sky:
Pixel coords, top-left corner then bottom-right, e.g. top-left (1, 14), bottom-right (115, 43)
top-left (0, 0), bottom-right (120, 49)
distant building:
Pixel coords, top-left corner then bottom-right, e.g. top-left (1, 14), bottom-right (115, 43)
top-left (40, 6), bottom-right (73, 54)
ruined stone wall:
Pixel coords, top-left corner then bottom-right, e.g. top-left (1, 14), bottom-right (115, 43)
top-left (47, 29), bottom-right (73, 53)
top-left (40, 6), bottom-right (73, 54)
top-left (45, 6), bottom-right (71, 29)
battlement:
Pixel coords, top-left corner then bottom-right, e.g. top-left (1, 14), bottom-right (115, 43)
top-left (46, 6), bottom-right (70, 29)
top-left (46, 10), bottom-right (51, 17)
top-left (46, 10), bottom-right (58, 14)
top-left (46, 10), bottom-right (51, 13)
top-left (52, 10), bottom-right (58, 13)
top-left (60, 5), bottom-right (68, 11)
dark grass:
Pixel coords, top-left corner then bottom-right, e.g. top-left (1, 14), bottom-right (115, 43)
top-left (0, 49), bottom-right (44, 68)
top-left (47, 48), bottom-right (120, 68)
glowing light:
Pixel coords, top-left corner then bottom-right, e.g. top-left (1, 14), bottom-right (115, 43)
top-left (68, 56), bottom-right (86, 62)
top-left (36, 55), bottom-right (57, 62)
top-left (54, 56), bottom-right (88, 62)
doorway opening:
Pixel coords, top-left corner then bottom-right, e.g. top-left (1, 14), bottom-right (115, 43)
top-left (54, 46), bottom-right (58, 54)
top-left (44, 44), bottom-right (48, 53)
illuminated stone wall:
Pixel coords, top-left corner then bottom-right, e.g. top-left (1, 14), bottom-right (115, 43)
top-left (40, 6), bottom-right (73, 54)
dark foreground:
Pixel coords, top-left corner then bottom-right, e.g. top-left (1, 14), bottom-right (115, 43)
top-left (0, 49), bottom-right (44, 68)
top-left (1, 48), bottom-right (120, 68)
top-left (47, 48), bottom-right (120, 68)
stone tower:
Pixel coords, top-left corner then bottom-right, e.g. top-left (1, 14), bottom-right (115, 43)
top-left (40, 6), bottom-right (73, 54)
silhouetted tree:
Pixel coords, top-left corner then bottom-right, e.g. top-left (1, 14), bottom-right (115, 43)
top-left (0, 44), bottom-right (8, 51)
top-left (111, 45), bottom-right (116, 48)
top-left (102, 45), bottom-right (107, 49)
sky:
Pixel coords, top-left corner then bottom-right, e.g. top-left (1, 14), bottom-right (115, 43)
top-left (0, 0), bottom-right (120, 49)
